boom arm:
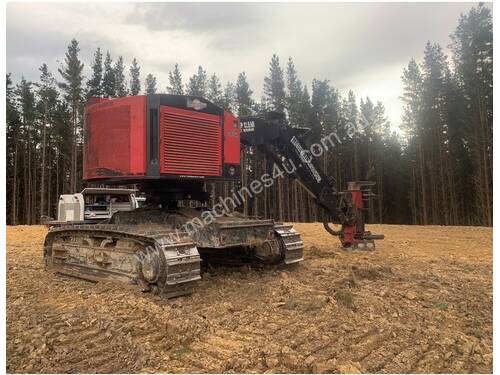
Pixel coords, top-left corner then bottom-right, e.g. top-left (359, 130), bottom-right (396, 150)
top-left (240, 112), bottom-right (384, 250)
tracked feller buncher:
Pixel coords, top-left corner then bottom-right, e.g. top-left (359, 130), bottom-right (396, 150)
top-left (44, 94), bottom-right (384, 297)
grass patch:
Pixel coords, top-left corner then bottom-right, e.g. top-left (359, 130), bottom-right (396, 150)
top-left (335, 290), bottom-right (356, 311)
top-left (170, 345), bottom-right (191, 359)
top-left (354, 266), bottom-right (393, 280)
top-left (283, 298), bottom-right (298, 310)
top-left (303, 296), bottom-right (330, 312)
top-left (435, 302), bottom-right (449, 310)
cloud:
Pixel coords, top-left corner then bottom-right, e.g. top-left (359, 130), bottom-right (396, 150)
top-left (6, 2), bottom-right (489, 127)
top-left (127, 3), bottom-right (270, 51)
top-left (127, 3), bottom-right (263, 32)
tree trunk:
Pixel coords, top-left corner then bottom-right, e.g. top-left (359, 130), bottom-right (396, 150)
top-left (418, 139), bottom-right (428, 225)
top-left (411, 166), bottom-right (417, 224)
top-left (11, 142), bottom-right (18, 225)
top-left (23, 145), bottom-right (29, 224)
top-left (56, 152), bottom-right (60, 218)
top-left (47, 146), bottom-right (52, 217)
top-left (71, 105), bottom-right (77, 193)
top-left (478, 95), bottom-right (492, 225)
top-left (377, 163), bottom-right (383, 223)
top-left (40, 105), bottom-right (47, 220)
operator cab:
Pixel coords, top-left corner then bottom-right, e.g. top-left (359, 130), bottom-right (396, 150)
top-left (52, 188), bottom-right (139, 224)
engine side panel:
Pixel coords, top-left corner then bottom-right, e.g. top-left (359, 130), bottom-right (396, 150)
top-left (84, 96), bottom-right (147, 180)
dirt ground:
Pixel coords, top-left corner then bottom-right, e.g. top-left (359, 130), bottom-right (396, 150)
top-left (6, 224), bottom-right (492, 373)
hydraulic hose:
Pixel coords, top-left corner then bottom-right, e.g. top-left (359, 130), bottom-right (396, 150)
top-left (322, 220), bottom-right (342, 237)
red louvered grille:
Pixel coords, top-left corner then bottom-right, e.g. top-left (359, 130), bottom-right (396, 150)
top-left (160, 106), bottom-right (222, 176)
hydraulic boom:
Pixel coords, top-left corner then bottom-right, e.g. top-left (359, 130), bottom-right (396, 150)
top-left (240, 111), bottom-right (384, 250)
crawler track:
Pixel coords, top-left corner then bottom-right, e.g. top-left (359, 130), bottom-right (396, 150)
top-left (197, 223), bottom-right (304, 266)
top-left (43, 222), bottom-right (305, 294)
top-left (44, 224), bottom-right (201, 298)
top-left (274, 223), bottom-right (304, 264)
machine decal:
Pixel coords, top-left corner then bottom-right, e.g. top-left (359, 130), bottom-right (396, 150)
top-left (290, 136), bottom-right (322, 183)
top-left (187, 98), bottom-right (208, 110)
top-left (240, 121), bottom-right (255, 132)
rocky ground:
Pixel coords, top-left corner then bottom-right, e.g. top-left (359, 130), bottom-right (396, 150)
top-left (7, 224), bottom-right (492, 373)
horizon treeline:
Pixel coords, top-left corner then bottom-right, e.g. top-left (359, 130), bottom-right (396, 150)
top-left (6, 4), bottom-right (492, 226)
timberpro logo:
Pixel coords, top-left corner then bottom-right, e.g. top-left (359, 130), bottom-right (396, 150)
top-left (240, 121), bottom-right (255, 132)
top-left (188, 98), bottom-right (207, 111)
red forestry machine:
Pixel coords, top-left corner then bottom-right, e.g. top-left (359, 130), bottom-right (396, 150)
top-left (44, 94), bottom-right (383, 297)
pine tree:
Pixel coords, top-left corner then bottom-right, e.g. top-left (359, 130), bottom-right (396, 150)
top-left (285, 57), bottom-right (304, 127)
top-left (310, 78), bottom-right (339, 212)
top-left (129, 58), bottom-right (141, 95)
top-left (372, 102), bottom-right (390, 136)
top-left (15, 78), bottom-right (37, 224)
top-left (360, 98), bottom-right (391, 222)
top-left (36, 64), bottom-right (58, 221)
top-left (207, 74), bottom-right (223, 106)
top-left (359, 97), bottom-right (375, 186)
top-left (86, 47), bottom-right (103, 98)
top-left (421, 42), bottom-right (453, 224)
top-left (451, 4), bottom-right (492, 225)
top-left (401, 58), bottom-right (426, 224)
top-left (58, 38), bottom-right (84, 193)
top-left (145, 73), bottom-right (157, 94)
top-left (442, 66), bottom-right (470, 225)
top-left (52, 99), bottom-right (73, 211)
top-left (186, 65), bottom-right (207, 96)
top-left (401, 59), bottom-right (423, 139)
top-left (102, 51), bottom-right (115, 98)
top-left (360, 97), bottom-right (375, 133)
top-left (167, 63), bottom-right (184, 95)
top-left (235, 72), bottom-right (253, 116)
top-left (221, 82), bottom-right (236, 112)
top-left (235, 71), bottom-right (256, 217)
top-left (311, 79), bottom-right (328, 131)
top-left (263, 54), bottom-right (286, 111)
top-left (6, 74), bottom-right (21, 224)
top-left (345, 90), bottom-right (359, 132)
top-left (114, 56), bottom-right (127, 97)
top-left (311, 79), bottom-right (339, 139)
top-left (300, 85), bottom-right (313, 128)
top-left (344, 90), bottom-right (360, 180)
top-left (252, 95), bottom-right (269, 115)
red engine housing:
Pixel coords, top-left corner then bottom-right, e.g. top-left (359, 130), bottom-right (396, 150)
top-left (84, 95), bottom-right (240, 183)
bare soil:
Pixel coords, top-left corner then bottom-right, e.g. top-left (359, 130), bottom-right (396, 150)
top-left (7, 224), bottom-right (492, 373)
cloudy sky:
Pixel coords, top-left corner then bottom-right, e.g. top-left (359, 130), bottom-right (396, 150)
top-left (6, 2), bottom-right (485, 130)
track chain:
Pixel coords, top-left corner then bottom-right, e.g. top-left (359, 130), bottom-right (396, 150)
top-left (274, 223), bottom-right (304, 264)
top-left (44, 224), bottom-right (201, 298)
